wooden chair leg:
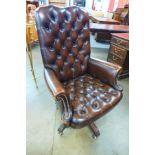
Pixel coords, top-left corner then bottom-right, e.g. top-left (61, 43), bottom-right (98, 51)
top-left (58, 123), bottom-right (67, 135)
top-left (88, 122), bottom-right (100, 139)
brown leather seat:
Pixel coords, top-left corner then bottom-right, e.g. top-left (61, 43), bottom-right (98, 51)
top-left (63, 74), bottom-right (122, 128)
top-left (35, 5), bottom-right (123, 138)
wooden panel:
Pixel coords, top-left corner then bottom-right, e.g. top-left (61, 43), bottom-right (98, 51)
top-left (111, 37), bottom-right (129, 49)
top-left (90, 23), bottom-right (129, 32)
top-left (26, 22), bottom-right (38, 45)
top-left (107, 33), bottom-right (129, 79)
top-left (90, 17), bottom-right (120, 25)
top-left (108, 53), bottom-right (124, 66)
top-left (112, 6), bottom-right (129, 25)
top-left (49, 0), bottom-right (66, 7)
top-left (110, 44), bottom-right (127, 58)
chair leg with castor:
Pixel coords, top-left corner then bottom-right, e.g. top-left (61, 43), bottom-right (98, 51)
top-left (58, 124), bottom-right (67, 135)
top-left (88, 122), bottom-right (100, 139)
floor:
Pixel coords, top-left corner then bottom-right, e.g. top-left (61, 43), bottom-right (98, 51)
top-left (26, 34), bottom-right (129, 155)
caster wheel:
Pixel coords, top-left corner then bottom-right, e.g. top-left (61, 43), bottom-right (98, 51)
top-left (92, 134), bottom-right (97, 139)
top-left (58, 124), bottom-right (67, 136)
top-left (58, 130), bottom-right (63, 136)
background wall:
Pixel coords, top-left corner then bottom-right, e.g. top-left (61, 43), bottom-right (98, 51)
top-left (66, 0), bottom-right (120, 16)
top-left (102, 0), bottom-right (110, 16)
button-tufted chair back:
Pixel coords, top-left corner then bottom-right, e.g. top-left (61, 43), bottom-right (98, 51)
top-left (35, 5), bottom-right (91, 82)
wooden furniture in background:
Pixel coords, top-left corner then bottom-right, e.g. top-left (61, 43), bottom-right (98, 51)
top-left (89, 16), bottom-right (121, 42)
top-left (26, 22), bottom-right (38, 45)
top-left (107, 33), bottom-right (129, 79)
top-left (112, 8), bottom-right (124, 21)
top-left (26, 1), bottom-right (38, 45)
top-left (112, 4), bottom-right (129, 25)
top-left (49, 0), bottom-right (66, 7)
top-left (90, 16), bottom-right (120, 25)
top-left (90, 23), bottom-right (129, 42)
top-left (26, 0), bottom-right (39, 13)
top-left (89, 10), bottom-right (104, 18)
top-left (89, 10), bottom-right (104, 36)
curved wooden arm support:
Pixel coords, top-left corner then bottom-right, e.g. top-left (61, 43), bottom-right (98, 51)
top-left (56, 93), bottom-right (72, 124)
top-left (44, 68), bottom-right (72, 124)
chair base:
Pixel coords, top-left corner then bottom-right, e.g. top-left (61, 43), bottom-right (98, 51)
top-left (88, 122), bottom-right (100, 139)
top-left (58, 122), bottom-right (100, 139)
top-left (58, 123), bottom-right (67, 135)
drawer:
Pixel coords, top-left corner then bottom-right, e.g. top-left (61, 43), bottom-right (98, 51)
top-left (107, 53), bottom-right (124, 66)
top-left (111, 37), bottom-right (129, 49)
top-left (110, 44), bottom-right (127, 58)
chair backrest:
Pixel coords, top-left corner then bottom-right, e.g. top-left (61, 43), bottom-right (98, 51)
top-left (35, 5), bottom-right (91, 82)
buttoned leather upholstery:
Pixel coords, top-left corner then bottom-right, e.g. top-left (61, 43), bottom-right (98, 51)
top-left (35, 5), bottom-right (123, 135)
top-left (63, 74), bottom-right (122, 128)
top-left (35, 5), bottom-right (90, 82)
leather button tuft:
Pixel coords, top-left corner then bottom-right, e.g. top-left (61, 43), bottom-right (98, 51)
top-left (92, 101), bottom-right (100, 109)
top-left (78, 106), bottom-right (88, 116)
top-left (109, 88), bottom-right (118, 96)
top-left (70, 82), bottom-right (74, 86)
top-left (80, 84), bottom-right (84, 88)
top-left (98, 88), bottom-right (105, 93)
top-left (80, 90), bottom-right (84, 94)
top-left (103, 95), bottom-right (111, 103)
top-left (79, 96), bottom-right (84, 102)
top-left (80, 109), bottom-right (86, 114)
top-left (80, 78), bottom-right (84, 82)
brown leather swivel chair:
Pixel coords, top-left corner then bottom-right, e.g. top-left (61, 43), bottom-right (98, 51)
top-left (35, 5), bottom-right (123, 138)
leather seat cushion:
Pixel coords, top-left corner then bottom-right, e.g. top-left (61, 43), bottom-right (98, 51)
top-left (63, 74), bottom-right (122, 128)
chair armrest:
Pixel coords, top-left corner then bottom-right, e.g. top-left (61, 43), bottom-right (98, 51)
top-left (44, 68), bottom-right (72, 123)
top-left (44, 68), bottom-right (65, 97)
top-left (87, 58), bottom-right (123, 91)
